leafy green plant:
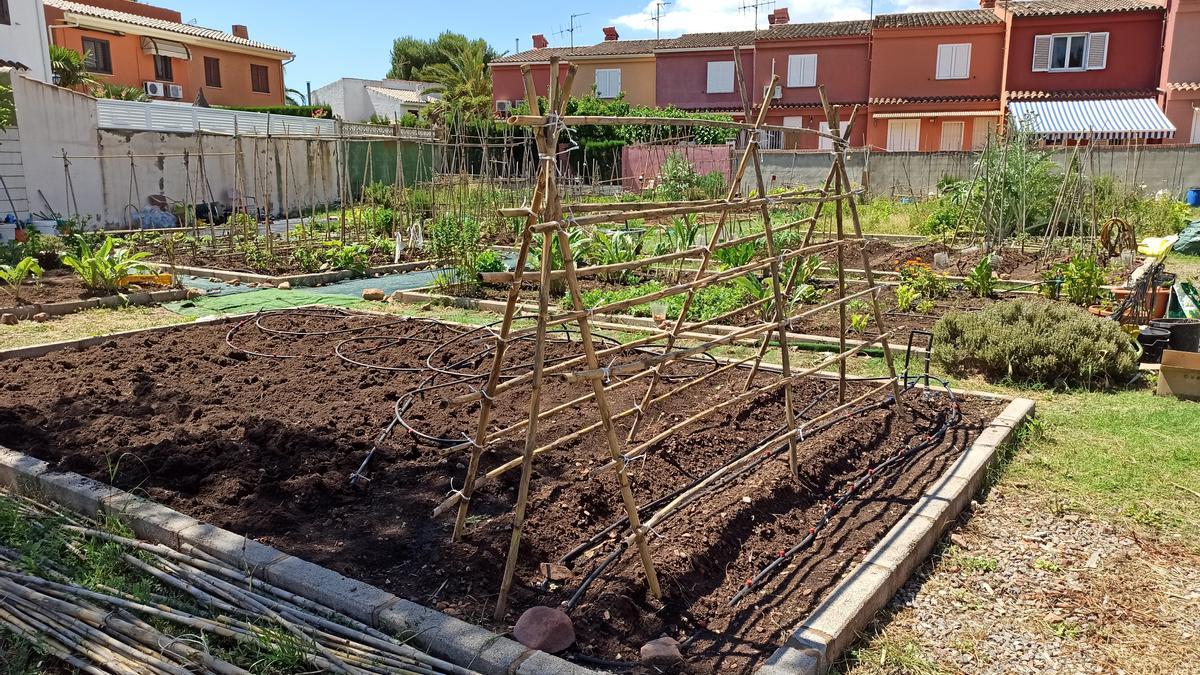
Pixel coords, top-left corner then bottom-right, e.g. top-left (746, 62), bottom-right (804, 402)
top-left (895, 284), bottom-right (921, 312)
top-left (0, 83), bottom-right (14, 132)
top-left (916, 299), bottom-right (935, 314)
top-left (289, 247), bottom-right (322, 273)
top-left (734, 274), bottom-right (776, 320)
top-left (847, 299), bottom-right (870, 335)
top-left (1057, 255), bottom-right (1105, 306)
top-left (321, 242), bottom-right (370, 274)
top-left (0, 257), bottom-right (44, 303)
top-left (713, 241), bottom-right (759, 270)
top-left (476, 249), bottom-right (505, 274)
top-left (792, 283), bottom-right (822, 305)
top-left (586, 230), bottom-right (640, 282)
top-left (789, 254), bottom-right (824, 286)
top-left (898, 259), bottom-right (950, 299)
top-left (656, 217), bottom-right (702, 283)
top-left (60, 237), bottom-right (151, 293)
top-left (964, 257), bottom-right (997, 298)
top-left (932, 300), bottom-right (1140, 388)
top-left (1039, 267), bottom-right (1063, 300)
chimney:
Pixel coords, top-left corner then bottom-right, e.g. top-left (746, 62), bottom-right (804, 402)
top-left (979, 0), bottom-right (996, 7)
top-left (769, 8), bottom-right (790, 25)
top-left (603, 26), bottom-right (620, 41)
top-left (532, 34), bottom-right (548, 49)
top-left (231, 24), bottom-right (249, 39)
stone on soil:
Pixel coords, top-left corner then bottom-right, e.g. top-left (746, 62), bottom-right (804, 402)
top-left (32, 313), bottom-right (50, 323)
top-left (362, 288), bottom-right (386, 301)
top-left (0, 314), bottom-right (17, 325)
top-left (513, 606), bottom-right (575, 653)
top-left (640, 636), bottom-right (683, 665)
top-left (277, 281), bottom-right (291, 290)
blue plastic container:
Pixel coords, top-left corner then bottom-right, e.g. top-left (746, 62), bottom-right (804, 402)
top-left (1188, 188), bottom-right (1200, 207)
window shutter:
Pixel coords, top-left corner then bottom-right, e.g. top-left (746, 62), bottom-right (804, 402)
top-left (611, 69), bottom-right (621, 97)
top-left (787, 55), bottom-right (803, 87)
top-left (707, 61), bottom-right (734, 93)
top-left (953, 44), bottom-right (971, 79)
top-left (936, 44), bottom-right (954, 79)
top-left (1086, 32), bottom-right (1108, 70)
top-left (803, 55), bottom-right (817, 87)
top-left (1032, 35), bottom-right (1052, 72)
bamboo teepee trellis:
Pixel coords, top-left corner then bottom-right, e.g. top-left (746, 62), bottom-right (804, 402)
top-left (443, 55), bottom-right (905, 620)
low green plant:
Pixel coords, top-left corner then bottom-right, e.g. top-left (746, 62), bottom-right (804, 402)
top-left (321, 241), bottom-right (370, 274)
top-left (60, 237), bottom-right (151, 293)
top-left (964, 257), bottom-right (997, 298)
top-left (476, 249), bottom-right (505, 274)
top-left (289, 247), bottom-right (322, 273)
top-left (916, 299), bottom-right (935, 314)
top-left (932, 299), bottom-right (1140, 388)
top-left (895, 284), bottom-right (921, 312)
top-left (848, 299), bottom-right (870, 335)
top-left (713, 241), bottom-right (759, 270)
top-left (898, 259), bottom-right (950, 299)
top-left (586, 230), bottom-right (640, 282)
top-left (792, 283), bottom-right (822, 305)
top-left (789, 254), bottom-right (824, 286)
top-left (1057, 255), bottom-right (1106, 306)
top-left (734, 274), bottom-right (776, 320)
top-left (0, 256), bottom-right (44, 303)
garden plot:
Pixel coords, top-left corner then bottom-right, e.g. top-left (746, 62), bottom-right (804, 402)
top-left (0, 309), bottom-right (1005, 673)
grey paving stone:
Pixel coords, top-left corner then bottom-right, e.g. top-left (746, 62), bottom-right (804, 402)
top-left (259, 555), bottom-right (398, 625)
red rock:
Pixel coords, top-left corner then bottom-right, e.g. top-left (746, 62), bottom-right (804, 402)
top-left (513, 606), bottom-right (575, 653)
top-left (32, 313), bottom-right (50, 323)
top-left (640, 636), bottom-right (682, 665)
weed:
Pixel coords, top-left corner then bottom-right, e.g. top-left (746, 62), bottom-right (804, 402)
top-left (1033, 558), bottom-right (1060, 573)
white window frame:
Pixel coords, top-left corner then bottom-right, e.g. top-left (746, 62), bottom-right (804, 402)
top-left (1049, 33), bottom-right (1089, 72)
top-left (971, 118), bottom-right (997, 150)
top-left (939, 121), bottom-right (965, 152)
top-left (1192, 108), bottom-right (1200, 145)
top-left (786, 54), bottom-right (817, 88)
top-left (887, 119), bottom-right (920, 152)
top-left (706, 61), bottom-right (735, 93)
top-left (594, 68), bottom-right (621, 99)
top-left (935, 43), bottom-right (971, 80)
top-left (819, 121), bottom-right (834, 150)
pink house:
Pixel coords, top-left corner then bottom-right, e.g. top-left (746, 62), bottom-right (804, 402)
top-left (867, 9), bottom-right (1007, 152)
top-left (1160, 0), bottom-right (1200, 143)
top-left (750, 13), bottom-right (872, 150)
top-left (653, 30), bottom-right (757, 116)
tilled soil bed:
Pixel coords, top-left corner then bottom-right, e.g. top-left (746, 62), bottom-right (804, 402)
top-left (0, 269), bottom-right (165, 309)
top-left (142, 247), bottom-right (430, 276)
top-left (0, 311), bottom-right (1003, 673)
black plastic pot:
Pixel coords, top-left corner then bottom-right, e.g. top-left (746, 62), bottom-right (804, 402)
top-left (1138, 326), bottom-right (1171, 363)
top-left (1149, 318), bottom-right (1200, 353)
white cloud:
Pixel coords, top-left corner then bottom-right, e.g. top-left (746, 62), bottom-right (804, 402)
top-left (892, 0), bottom-right (977, 11)
top-left (611, 0), bottom-right (872, 37)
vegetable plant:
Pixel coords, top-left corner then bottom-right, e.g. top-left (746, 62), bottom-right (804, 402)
top-left (586, 230), bottom-right (640, 282)
top-left (321, 242), bottom-right (371, 275)
top-left (964, 257), bottom-right (997, 298)
top-left (792, 283), bottom-right (822, 305)
top-left (713, 241), bottom-right (759, 270)
top-left (60, 237), bottom-right (151, 293)
top-left (898, 259), bottom-right (950, 299)
top-left (1057, 255), bottom-right (1105, 306)
top-left (0, 257), bottom-right (44, 303)
top-left (895, 285), bottom-right (921, 312)
top-left (847, 300), bottom-right (870, 335)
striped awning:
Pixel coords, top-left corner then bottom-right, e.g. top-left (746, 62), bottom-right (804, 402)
top-left (1008, 98), bottom-right (1175, 141)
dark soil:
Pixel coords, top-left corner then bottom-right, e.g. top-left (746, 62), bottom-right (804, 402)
top-left (826, 240), bottom-right (1051, 281)
top-left (0, 311), bottom-right (1003, 673)
top-left (144, 248), bottom-right (429, 276)
top-left (0, 269), bottom-right (163, 309)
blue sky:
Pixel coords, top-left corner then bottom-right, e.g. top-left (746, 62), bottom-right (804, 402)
top-left (170, 0), bottom-right (977, 95)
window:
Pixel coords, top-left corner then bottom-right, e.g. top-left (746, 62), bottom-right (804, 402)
top-left (0, 0), bottom-right (11, 26)
top-left (971, 118), bottom-right (997, 149)
top-left (936, 44), bottom-right (971, 80)
top-left (81, 37), bottom-right (112, 74)
top-left (818, 121), bottom-right (834, 151)
top-left (939, 121), bottom-right (965, 151)
top-left (250, 64), bottom-right (270, 93)
top-left (887, 119), bottom-right (920, 152)
top-left (1192, 109), bottom-right (1200, 145)
top-left (706, 61), bottom-right (735, 93)
top-left (204, 57), bottom-right (222, 87)
top-left (786, 54), bottom-right (817, 88)
top-left (594, 68), bottom-right (621, 99)
top-left (1033, 33), bottom-right (1108, 72)
top-left (153, 55), bottom-right (173, 81)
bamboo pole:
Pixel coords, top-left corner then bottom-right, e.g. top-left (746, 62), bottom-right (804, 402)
top-left (507, 115), bottom-right (845, 143)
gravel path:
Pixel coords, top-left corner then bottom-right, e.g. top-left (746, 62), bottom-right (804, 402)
top-left (840, 484), bottom-right (1200, 675)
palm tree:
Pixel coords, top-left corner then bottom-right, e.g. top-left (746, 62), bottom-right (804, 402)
top-left (92, 82), bottom-right (148, 101)
top-left (49, 45), bottom-right (99, 90)
top-left (420, 41), bottom-right (492, 126)
top-left (285, 88), bottom-right (307, 106)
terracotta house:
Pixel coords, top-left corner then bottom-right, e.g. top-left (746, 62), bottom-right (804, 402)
top-left (1160, 0), bottom-right (1200, 143)
top-left (43, 0), bottom-right (292, 106)
top-left (994, 0), bottom-right (1174, 144)
top-left (752, 12), bottom-right (872, 149)
top-left (867, 9), bottom-right (1006, 152)
top-left (490, 29), bottom-right (663, 112)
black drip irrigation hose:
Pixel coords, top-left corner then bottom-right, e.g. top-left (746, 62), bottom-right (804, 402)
top-left (555, 375), bottom-right (962, 620)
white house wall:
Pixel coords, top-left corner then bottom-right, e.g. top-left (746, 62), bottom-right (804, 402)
top-left (0, 0), bottom-right (53, 83)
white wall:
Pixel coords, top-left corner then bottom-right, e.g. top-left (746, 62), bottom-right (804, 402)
top-left (0, 0), bottom-right (53, 83)
top-left (312, 78), bottom-right (430, 122)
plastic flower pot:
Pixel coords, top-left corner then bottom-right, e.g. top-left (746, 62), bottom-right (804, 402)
top-left (1112, 287), bottom-right (1172, 319)
top-left (1138, 326), bottom-right (1171, 364)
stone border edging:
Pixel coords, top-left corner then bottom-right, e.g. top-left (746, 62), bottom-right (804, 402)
top-left (754, 396), bottom-right (1036, 674)
top-left (0, 445), bottom-right (595, 674)
top-left (0, 287), bottom-right (192, 320)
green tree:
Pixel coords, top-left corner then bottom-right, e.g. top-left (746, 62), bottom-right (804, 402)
top-left (387, 32), bottom-right (498, 81)
top-left (420, 41), bottom-right (493, 125)
top-left (49, 45), bottom-right (99, 89)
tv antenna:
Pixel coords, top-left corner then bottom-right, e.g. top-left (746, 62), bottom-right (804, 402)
top-left (739, 0), bottom-right (777, 32)
top-left (651, 1), bottom-right (672, 41)
top-left (554, 12), bottom-right (591, 49)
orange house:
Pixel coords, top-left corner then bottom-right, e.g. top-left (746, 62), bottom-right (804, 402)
top-left (43, 0), bottom-right (292, 106)
top-left (867, 9), bottom-right (1007, 152)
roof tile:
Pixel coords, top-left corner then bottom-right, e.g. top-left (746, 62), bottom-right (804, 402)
top-left (44, 0), bottom-right (291, 56)
top-left (1007, 88), bottom-right (1159, 100)
top-left (658, 30), bottom-right (757, 50)
top-left (998, 0), bottom-right (1164, 17)
top-left (492, 39), bottom-right (670, 64)
top-left (758, 20), bottom-right (871, 41)
top-left (873, 9), bottom-right (1003, 29)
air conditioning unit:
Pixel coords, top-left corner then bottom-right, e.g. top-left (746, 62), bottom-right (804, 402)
top-left (144, 81), bottom-right (165, 97)
top-left (495, 100), bottom-right (511, 113)
top-left (166, 84), bottom-right (183, 99)
top-left (773, 85), bottom-right (783, 99)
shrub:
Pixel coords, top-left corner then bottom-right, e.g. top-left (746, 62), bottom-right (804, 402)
top-left (932, 300), bottom-right (1139, 388)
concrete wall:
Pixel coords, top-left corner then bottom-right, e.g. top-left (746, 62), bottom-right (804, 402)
top-left (750, 144), bottom-right (1200, 198)
top-left (10, 74), bottom-right (343, 226)
top-left (0, 0), bottom-right (53, 83)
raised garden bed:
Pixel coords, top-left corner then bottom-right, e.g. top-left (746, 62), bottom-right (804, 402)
top-left (0, 309), bottom-right (1009, 672)
top-left (0, 269), bottom-right (189, 320)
